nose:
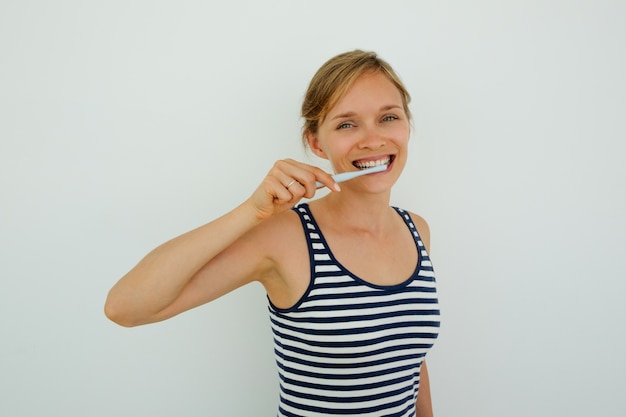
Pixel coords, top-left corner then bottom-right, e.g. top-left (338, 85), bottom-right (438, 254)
top-left (358, 124), bottom-right (386, 150)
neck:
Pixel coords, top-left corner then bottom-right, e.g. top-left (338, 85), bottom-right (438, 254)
top-left (313, 188), bottom-right (395, 235)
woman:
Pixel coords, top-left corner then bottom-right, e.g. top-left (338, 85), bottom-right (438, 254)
top-left (105, 50), bottom-right (440, 417)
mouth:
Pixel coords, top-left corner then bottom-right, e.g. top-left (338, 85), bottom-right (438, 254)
top-left (352, 155), bottom-right (394, 170)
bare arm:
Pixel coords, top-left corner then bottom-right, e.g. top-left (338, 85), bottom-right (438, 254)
top-left (410, 213), bottom-right (435, 416)
top-left (415, 361), bottom-right (434, 417)
top-left (104, 159), bottom-right (338, 327)
top-left (104, 201), bottom-right (263, 327)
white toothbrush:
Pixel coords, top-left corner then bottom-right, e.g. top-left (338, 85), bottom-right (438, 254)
top-left (316, 164), bottom-right (387, 188)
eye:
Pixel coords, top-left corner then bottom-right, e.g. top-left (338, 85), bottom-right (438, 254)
top-left (382, 114), bottom-right (398, 122)
top-left (337, 122), bottom-right (354, 130)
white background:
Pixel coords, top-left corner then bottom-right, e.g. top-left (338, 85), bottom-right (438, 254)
top-left (1, 1), bottom-right (625, 416)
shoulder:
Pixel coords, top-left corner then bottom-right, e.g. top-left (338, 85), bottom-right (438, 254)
top-left (245, 205), bottom-right (309, 275)
top-left (247, 205), bottom-right (304, 247)
top-left (222, 205), bottom-right (304, 271)
top-left (251, 205), bottom-right (310, 308)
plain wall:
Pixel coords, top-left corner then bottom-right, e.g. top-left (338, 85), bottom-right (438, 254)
top-left (1, 1), bottom-right (625, 416)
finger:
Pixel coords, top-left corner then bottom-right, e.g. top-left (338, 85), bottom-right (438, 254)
top-left (270, 180), bottom-right (297, 203)
top-left (270, 160), bottom-right (339, 199)
top-left (282, 162), bottom-right (340, 195)
top-left (272, 175), bottom-right (307, 205)
top-left (311, 168), bottom-right (341, 193)
top-left (272, 162), bottom-right (314, 196)
top-left (285, 180), bottom-right (307, 201)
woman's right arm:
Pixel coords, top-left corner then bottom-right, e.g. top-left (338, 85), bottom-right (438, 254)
top-left (104, 159), bottom-right (338, 327)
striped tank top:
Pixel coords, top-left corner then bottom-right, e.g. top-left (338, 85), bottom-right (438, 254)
top-left (268, 203), bottom-right (440, 417)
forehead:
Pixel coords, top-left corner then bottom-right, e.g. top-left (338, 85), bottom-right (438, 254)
top-left (328, 71), bottom-right (404, 115)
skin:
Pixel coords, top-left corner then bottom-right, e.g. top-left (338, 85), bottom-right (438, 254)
top-left (105, 71), bottom-right (434, 416)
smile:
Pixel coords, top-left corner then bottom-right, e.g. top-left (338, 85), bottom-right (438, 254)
top-left (352, 155), bottom-right (394, 169)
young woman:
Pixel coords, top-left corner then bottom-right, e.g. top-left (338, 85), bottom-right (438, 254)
top-left (105, 50), bottom-right (440, 417)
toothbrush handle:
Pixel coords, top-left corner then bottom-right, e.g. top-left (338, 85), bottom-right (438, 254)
top-left (316, 172), bottom-right (355, 188)
top-left (315, 165), bottom-right (386, 187)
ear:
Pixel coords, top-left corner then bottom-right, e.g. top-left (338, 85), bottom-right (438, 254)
top-left (305, 130), bottom-right (328, 159)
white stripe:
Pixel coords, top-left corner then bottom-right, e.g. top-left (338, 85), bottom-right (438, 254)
top-left (278, 356), bottom-right (420, 377)
top-left (299, 292), bottom-right (437, 308)
top-left (315, 275), bottom-right (354, 284)
top-left (308, 285), bottom-right (373, 297)
top-left (274, 342), bottom-right (424, 366)
top-left (279, 378), bottom-right (415, 401)
top-left (314, 264), bottom-right (341, 273)
top-left (274, 324), bottom-right (436, 345)
top-left (415, 270), bottom-right (436, 279)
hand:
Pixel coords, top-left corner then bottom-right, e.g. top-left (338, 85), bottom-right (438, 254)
top-left (247, 159), bottom-right (339, 220)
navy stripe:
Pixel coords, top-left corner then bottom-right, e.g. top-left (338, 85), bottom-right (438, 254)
top-left (277, 359), bottom-right (423, 381)
top-left (275, 341), bottom-right (436, 360)
top-left (382, 401), bottom-right (417, 417)
top-left (295, 297), bottom-right (440, 312)
top-left (275, 340), bottom-right (430, 360)
top-left (272, 318), bottom-right (439, 337)
top-left (280, 393), bottom-right (416, 415)
top-left (273, 328), bottom-right (438, 349)
top-left (272, 307), bottom-right (440, 324)
top-left (279, 372), bottom-right (418, 393)
top-left (308, 280), bottom-right (438, 294)
top-left (312, 267), bottom-right (436, 282)
top-left (281, 384), bottom-right (412, 404)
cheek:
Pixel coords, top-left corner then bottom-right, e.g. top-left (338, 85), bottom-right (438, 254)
top-left (322, 131), bottom-right (355, 153)
top-left (392, 125), bottom-right (411, 145)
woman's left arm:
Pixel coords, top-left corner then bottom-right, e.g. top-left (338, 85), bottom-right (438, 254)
top-left (415, 361), bottom-right (434, 417)
top-left (410, 212), bottom-right (435, 416)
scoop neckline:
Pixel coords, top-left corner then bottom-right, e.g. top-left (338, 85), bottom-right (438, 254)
top-left (303, 203), bottom-right (422, 290)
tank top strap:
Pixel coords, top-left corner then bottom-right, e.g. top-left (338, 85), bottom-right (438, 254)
top-left (291, 203), bottom-right (326, 266)
top-left (392, 206), bottom-right (433, 269)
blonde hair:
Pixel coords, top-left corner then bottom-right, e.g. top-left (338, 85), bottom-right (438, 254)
top-left (301, 50), bottom-right (412, 147)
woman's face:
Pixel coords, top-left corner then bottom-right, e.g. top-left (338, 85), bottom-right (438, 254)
top-left (307, 71), bottom-right (411, 193)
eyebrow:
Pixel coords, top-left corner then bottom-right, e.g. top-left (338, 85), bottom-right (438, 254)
top-left (331, 105), bottom-right (403, 120)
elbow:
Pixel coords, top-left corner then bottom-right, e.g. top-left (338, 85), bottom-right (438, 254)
top-left (104, 294), bottom-right (140, 328)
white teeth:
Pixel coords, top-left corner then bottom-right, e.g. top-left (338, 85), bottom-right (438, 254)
top-left (354, 157), bottom-right (391, 169)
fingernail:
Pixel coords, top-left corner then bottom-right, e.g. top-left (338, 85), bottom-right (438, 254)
top-left (334, 183), bottom-right (341, 192)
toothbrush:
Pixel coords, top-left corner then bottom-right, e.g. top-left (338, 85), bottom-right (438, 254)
top-left (316, 164), bottom-right (387, 188)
